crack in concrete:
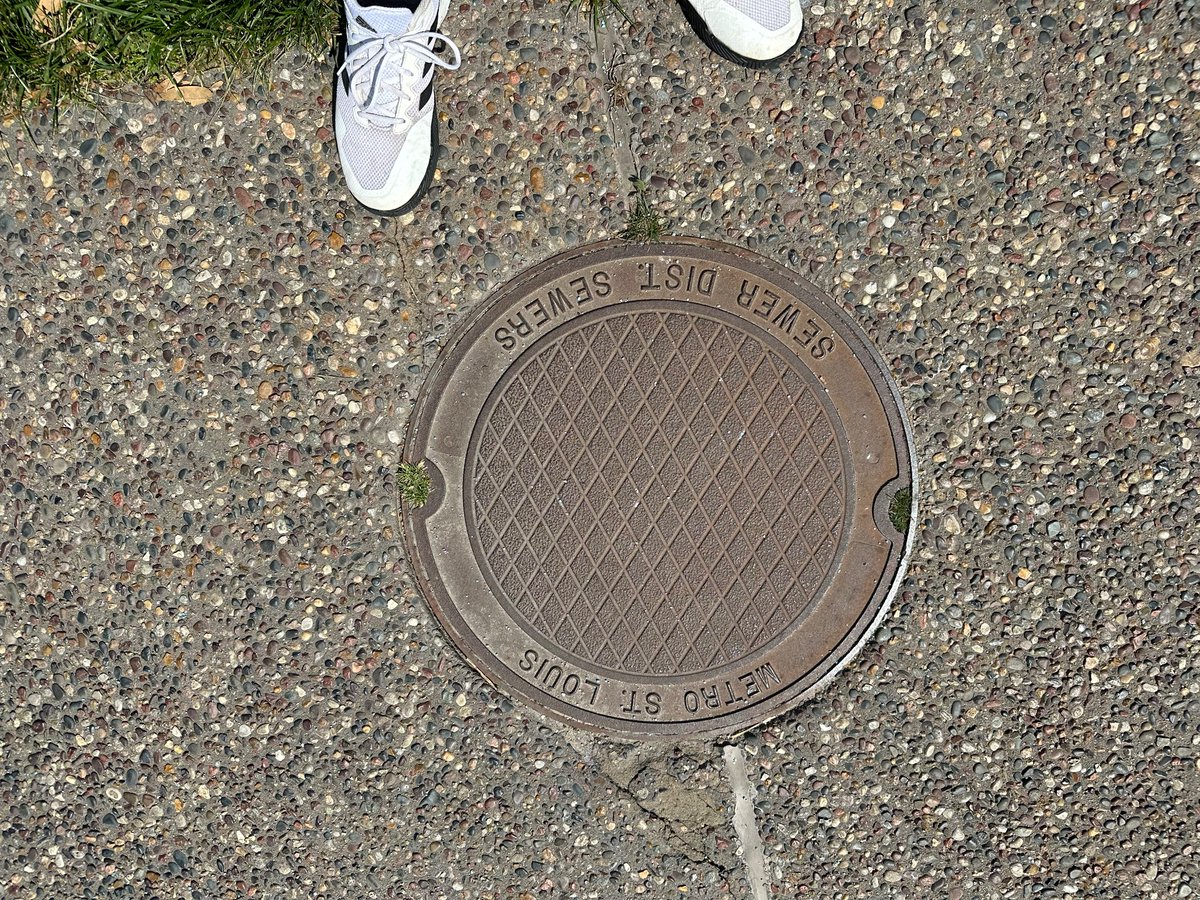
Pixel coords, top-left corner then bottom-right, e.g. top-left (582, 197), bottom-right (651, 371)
top-left (562, 731), bottom-right (740, 879)
top-left (591, 22), bottom-right (639, 209)
top-left (724, 745), bottom-right (771, 900)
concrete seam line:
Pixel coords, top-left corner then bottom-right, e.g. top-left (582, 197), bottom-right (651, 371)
top-left (723, 744), bottom-right (770, 900)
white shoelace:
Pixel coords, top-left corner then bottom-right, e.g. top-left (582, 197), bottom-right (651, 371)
top-left (338, 24), bottom-right (461, 133)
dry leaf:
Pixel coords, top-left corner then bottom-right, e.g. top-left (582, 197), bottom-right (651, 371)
top-left (34, 0), bottom-right (64, 31)
top-left (153, 79), bottom-right (213, 107)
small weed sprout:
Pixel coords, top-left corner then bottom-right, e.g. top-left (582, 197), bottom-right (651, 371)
top-left (567, 0), bottom-right (632, 35)
top-left (621, 178), bottom-right (667, 243)
top-left (888, 487), bottom-right (912, 534)
top-left (398, 460), bottom-right (432, 508)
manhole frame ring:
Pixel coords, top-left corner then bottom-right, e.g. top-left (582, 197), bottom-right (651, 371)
top-left (402, 237), bottom-right (918, 740)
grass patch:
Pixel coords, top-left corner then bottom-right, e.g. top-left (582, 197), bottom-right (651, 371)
top-left (1, 0), bottom-right (630, 113)
top-left (888, 487), bottom-right (912, 534)
top-left (1, 0), bottom-right (336, 112)
top-left (621, 178), bottom-right (667, 243)
top-left (566, 0), bottom-right (632, 35)
top-left (398, 460), bottom-right (432, 508)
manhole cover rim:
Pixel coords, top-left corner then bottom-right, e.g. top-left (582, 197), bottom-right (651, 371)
top-left (403, 237), bottom-right (918, 740)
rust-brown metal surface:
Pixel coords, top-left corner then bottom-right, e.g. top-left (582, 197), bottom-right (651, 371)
top-left (403, 239), bottom-right (915, 739)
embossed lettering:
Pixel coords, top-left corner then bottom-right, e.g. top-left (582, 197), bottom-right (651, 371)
top-left (789, 318), bottom-right (838, 360)
top-left (525, 296), bottom-right (549, 326)
top-left (681, 660), bottom-right (781, 717)
top-left (736, 279), bottom-right (759, 309)
top-left (771, 303), bottom-right (801, 332)
top-left (547, 286), bottom-right (573, 316)
top-left (796, 317), bottom-right (821, 348)
top-left (753, 289), bottom-right (780, 320)
top-left (520, 649), bottom-right (601, 706)
top-left (567, 277), bottom-right (591, 305)
top-left (506, 310), bottom-right (534, 339)
top-left (739, 671), bottom-right (759, 697)
top-left (640, 262), bottom-right (661, 291)
top-left (618, 690), bottom-right (662, 716)
top-left (755, 661), bottom-right (781, 688)
top-left (495, 276), bottom-right (615, 349)
top-left (664, 264), bottom-right (719, 296)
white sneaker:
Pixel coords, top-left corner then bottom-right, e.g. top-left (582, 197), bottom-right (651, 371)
top-left (677, 0), bottom-right (804, 68)
top-left (335, 0), bottom-right (461, 215)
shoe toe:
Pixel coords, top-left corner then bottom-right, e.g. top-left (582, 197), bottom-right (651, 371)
top-left (699, 0), bottom-right (803, 62)
top-left (335, 104), bottom-right (436, 214)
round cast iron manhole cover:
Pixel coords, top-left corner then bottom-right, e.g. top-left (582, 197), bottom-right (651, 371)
top-left (403, 239), bottom-right (915, 739)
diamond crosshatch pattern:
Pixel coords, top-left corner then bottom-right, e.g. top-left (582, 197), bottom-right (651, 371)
top-left (468, 306), bottom-right (850, 678)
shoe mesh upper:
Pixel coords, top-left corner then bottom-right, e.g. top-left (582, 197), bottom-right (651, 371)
top-left (336, 92), bottom-right (414, 191)
top-left (337, 0), bottom-right (439, 193)
top-left (719, 0), bottom-right (790, 31)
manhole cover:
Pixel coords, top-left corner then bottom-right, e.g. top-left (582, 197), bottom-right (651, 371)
top-left (403, 239), bottom-right (915, 739)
